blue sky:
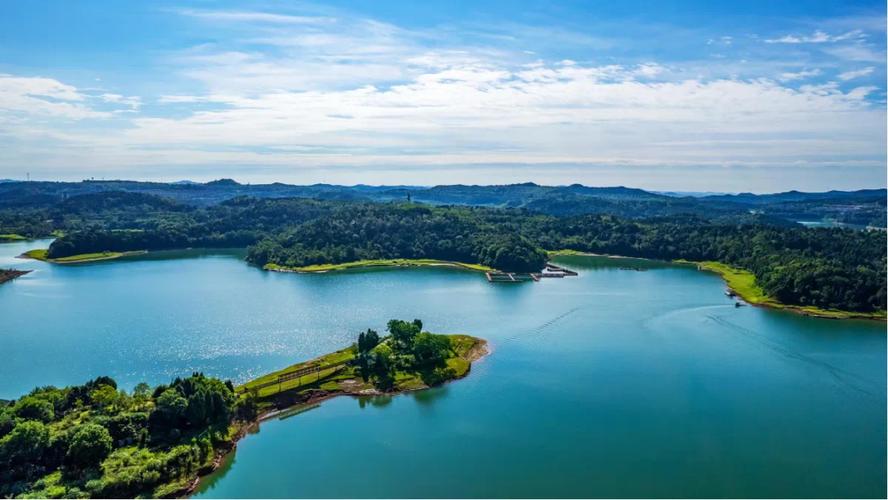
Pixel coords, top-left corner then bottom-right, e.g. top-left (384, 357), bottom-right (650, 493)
top-left (0, 0), bottom-right (885, 191)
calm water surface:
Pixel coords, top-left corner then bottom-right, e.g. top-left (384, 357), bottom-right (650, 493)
top-left (1, 241), bottom-right (884, 498)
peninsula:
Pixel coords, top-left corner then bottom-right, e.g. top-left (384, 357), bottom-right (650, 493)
top-left (0, 320), bottom-right (487, 499)
top-left (549, 250), bottom-right (886, 320)
top-left (21, 249), bottom-right (147, 264)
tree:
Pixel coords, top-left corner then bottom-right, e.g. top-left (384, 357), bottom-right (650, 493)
top-left (0, 420), bottom-right (49, 465)
top-left (357, 329), bottom-right (380, 354)
top-left (413, 332), bottom-right (452, 369)
top-left (132, 383), bottom-right (151, 402)
top-left (90, 384), bottom-right (123, 413)
top-left (388, 319), bottom-right (422, 354)
top-left (67, 424), bottom-right (113, 469)
top-left (368, 344), bottom-right (395, 391)
top-left (13, 397), bottom-right (54, 423)
top-left (0, 409), bottom-right (14, 438)
top-left (152, 389), bottom-right (187, 427)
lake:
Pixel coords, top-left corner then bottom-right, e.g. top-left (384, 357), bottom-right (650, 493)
top-left (1, 240), bottom-right (884, 498)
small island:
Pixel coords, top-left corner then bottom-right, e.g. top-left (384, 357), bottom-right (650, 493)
top-left (0, 320), bottom-right (487, 499)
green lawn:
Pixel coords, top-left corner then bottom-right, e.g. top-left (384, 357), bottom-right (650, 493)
top-left (239, 346), bottom-right (356, 396)
top-left (547, 249), bottom-right (594, 256)
top-left (265, 258), bottom-right (494, 273)
top-left (22, 248), bottom-right (49, 260)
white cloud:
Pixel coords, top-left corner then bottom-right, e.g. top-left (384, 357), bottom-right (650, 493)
top-left (0, 75), bottom-right (109, 119)
top-left (3, 63), bottom-right (883, 175)
top-left (0, 7), bottom-right (885, 186)
top-left (777, 69), bottom-right (821, 82)
top-left (765, 30), bottom-right (865, 44)
top-left (838, 67), bottom-right (875, 81)
top-left (99, 93), bottom-right (142, 110)
top-left (824, 45), bottom-right (885, 62)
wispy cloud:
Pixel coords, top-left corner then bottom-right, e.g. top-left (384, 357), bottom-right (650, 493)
top-left (176, 9), bottom-right (336, 25)
top-left (765, 30), bottom-right (865, 44)
top-left (0, 75), bottom-right (110, 119)
top-left (838, 66), bottom-right (875, 81)
top-left (777, 69), bottom-right (821, 82)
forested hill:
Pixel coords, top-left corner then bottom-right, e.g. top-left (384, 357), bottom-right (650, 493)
top-left (3, 191), bottom-right (883, 314)
top-left (0, 180), bottom-right (884, 227)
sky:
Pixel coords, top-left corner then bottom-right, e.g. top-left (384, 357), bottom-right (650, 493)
top-left (0, 0), bottom-right (885, 192)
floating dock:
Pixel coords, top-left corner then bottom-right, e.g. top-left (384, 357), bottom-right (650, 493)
top-left (543, 264), bottom-right (578, 276)
top-left (486, 272), bottom-right (536, 283)
top-left (486, 263), bottom-right (578, 283)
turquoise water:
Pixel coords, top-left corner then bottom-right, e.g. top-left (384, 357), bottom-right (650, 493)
top-left (1, 241), bottom-right (885, 497)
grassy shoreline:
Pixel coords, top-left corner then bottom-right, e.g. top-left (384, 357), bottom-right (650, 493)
top-left (549, 250), bottom-right (886, 321)
top-left (239, 334), bottom-right (487, 403)
top-left (20, 248), bottom-right (147, 264)
top-left (189, 334), bottom-right (488, 496)
top-left (692, 261), bottom-right (886, 320)
top-left (0, 233), bottom-right (27, 241)
top-left (264, 258), bottom-right (494, 273)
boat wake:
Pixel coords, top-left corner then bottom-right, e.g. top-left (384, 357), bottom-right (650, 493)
top-left (504, 306), bottom-right (584, 342)
top-left (705, 314), bottom-right (879, 398)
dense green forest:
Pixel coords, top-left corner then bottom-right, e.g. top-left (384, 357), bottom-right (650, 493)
top-left (3, 190), bottom-right (885, 313)
top-left (0, 373), bottom-right (256, 498)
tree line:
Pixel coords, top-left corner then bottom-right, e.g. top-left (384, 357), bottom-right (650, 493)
top-left (6, 193), bottom-right (883, 312)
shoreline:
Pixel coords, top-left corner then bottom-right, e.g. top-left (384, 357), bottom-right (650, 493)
top-left (263, 258), bottom-right (495, 274)
top-left (549, 250), bottom-right (886, 321)
top-left (185, 338), bottom-right (489, 497)
top-left (19, 248), bottom-right (148, 264)
top-left (0, 269), bottom-right (31, 284)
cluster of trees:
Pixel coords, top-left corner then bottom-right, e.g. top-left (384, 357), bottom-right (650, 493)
top-left (353, 320), bottom-right (456, 390)
top-left (245, 203), bottom-right (547, 272)
top-left (520, 214), bottom-right (886, 312)
top-left (8, 193), bottom-right (884, 312)
top-left (43, 196), bottom-right (342, 259)
top-left (0, 374), bottom-right (256, 498)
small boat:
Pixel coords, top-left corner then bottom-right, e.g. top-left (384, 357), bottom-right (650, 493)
top-left (734, 302), bottom-right (745, 308)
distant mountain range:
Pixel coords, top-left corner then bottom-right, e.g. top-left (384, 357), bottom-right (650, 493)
top-left (0, 179), bottom-right (884, 227)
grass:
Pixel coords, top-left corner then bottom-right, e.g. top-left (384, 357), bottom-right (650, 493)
top-left (238, 334), bottom-right (486, 402)
top-left (265, 258), bottom-right (494, 273)
top-left (0, 233), bottom-right (27, 241)
top-left (695, 260), bottom-right (886, 320)
top-left (21, 248), bottom-right (146, 264)
top-left (239, 346), bottom-right (356, 398)
top-left (550, 251), bottom-right (884, 321)
top-left (547, 249), bottom-right (594, 256)
top-left (22, 249), bottom-right (49, 260)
